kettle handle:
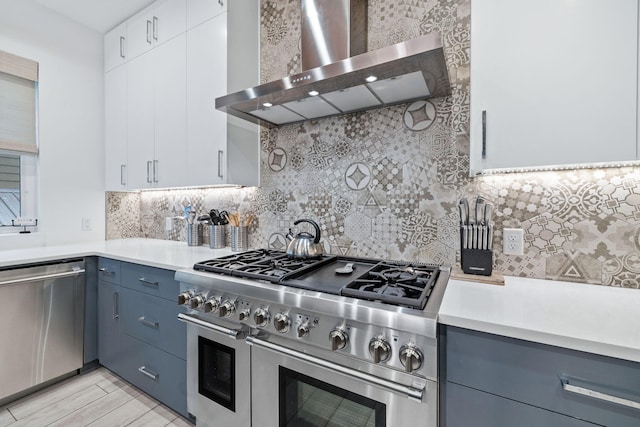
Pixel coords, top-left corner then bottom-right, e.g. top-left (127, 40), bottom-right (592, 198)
top-left (293, 219), bottom-right (321, 244)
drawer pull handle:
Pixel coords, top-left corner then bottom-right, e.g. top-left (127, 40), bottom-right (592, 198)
top-left (138, 278), bottom-right (159, 287)
top-left (561, 377), bottom-right (640, 410)
top-left (138, 316), bottom-right (159, 328)
top-left (138, 366), bottom-right (159, 381)
top-left (99, 268), bottom-right (114, 276)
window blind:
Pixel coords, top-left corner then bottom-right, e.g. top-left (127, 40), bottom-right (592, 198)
top-left (0, 50), bottom-right (38, 155)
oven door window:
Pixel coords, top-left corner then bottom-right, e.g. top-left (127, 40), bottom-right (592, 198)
top-left (279, 366), bottom-right (386, 426)
top-left (198, 336), bottom-right (235, 412)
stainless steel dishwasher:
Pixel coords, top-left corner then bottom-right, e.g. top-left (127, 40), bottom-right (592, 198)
top-left (0, 259), bottom-right (85, 403)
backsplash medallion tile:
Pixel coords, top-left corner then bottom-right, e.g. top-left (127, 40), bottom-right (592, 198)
top-left (105, 0), bottom-right (639, 289)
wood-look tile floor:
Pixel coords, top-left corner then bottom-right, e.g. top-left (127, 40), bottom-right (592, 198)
top-left (0, 368), bottom-right (192, 427)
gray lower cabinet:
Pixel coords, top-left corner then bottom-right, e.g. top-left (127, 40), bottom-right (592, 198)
top-left (440, 326), bottom-right (640, 427)
top-left (97, 258), bottom-right (187, 418)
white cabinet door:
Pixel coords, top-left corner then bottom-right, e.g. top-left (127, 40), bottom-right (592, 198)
top-left (126, 6), bottom-right (155, 60)
top-left (153, 0), bottom-right (187, 46)
top-left (154, 34), bottom-right (187, 187)
top-left (105, 66), bottom-right (128, 190)
top-left (126, 0), bottom-right (186, 61)
top-left (127, 51), bottom-right (156, 189)
top-left (186, 13), bottom-right (227, 186)
top-left (470, 0), bottom-right (638, 174)
top-left (104, 22), bottom-right (127, 72)
top-left (186, 0), bottom-right (227, 30)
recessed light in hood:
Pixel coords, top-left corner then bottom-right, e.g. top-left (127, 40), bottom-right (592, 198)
top-left (215, 0), bottom-right (451, 128)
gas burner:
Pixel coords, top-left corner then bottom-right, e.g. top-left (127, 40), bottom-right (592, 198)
top-left (370, 268), bottom-right (419, 285)
top-left (358, 283), bottom-right (407, 297)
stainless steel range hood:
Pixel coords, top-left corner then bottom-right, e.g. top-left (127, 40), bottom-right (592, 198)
top-left (215, 0), bottom-right (451, 128)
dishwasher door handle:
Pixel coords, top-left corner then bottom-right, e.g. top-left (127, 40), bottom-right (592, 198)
top-left (0, 269), bottom-right (85, 287)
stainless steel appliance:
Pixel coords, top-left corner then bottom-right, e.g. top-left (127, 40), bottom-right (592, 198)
top-left (176, 250), bottom-right (449, 427)
top-left (215, 0), bottom-right (451, 127)
top-left (0, 259), bottom-right (85, 404)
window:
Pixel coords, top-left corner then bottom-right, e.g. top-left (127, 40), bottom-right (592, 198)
top-left (0, 50), bottom-right (38, 231)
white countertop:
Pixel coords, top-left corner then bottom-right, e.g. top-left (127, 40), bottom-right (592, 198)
top-left (0, 238), bottom-right (233, 270)
top-left (2, 239), bottom-right (639, 364)
top-left (439, 276), bottom-right (640, 363)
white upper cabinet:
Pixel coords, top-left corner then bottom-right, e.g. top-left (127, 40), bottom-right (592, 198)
top-left (187, 0), bottom-right (227, 30)
top-left (104, 22), bottom-right (127, 72)
top-left (104, 0), bottom-right (259, 190)
top-left (186, 13), bottom-right (227, 186)
top-left (105, 65), bottom-right (128, 190)
top-left (126, 0), bottom-right (186, 61)
top-left (470, 0), bottom-right (638, 174)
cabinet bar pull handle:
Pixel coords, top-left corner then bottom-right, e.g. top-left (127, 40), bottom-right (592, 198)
top-left (217, 150), bottom-right (224, 178)
top-left (153, 160), bottom-right (159, 183)
top-left (146, 20), bottom-right (152, 44)
top-left (138, 277), bottom-right (159, 287)
top-left (481, 110), bottom-right (487, 159)
top-left (113, 292), bottom-right (119, 319)
top-left (152, 16), bottom-right (158, 41)
top-left (119, 36), bottom-right (125, 58)
top-left (146, 161), bottom-right (152, 183)
top-left (120, 164), bottom-right (126, 186)
top-left (561, 378), bottom-right (640, 410)
top-left (138, 366), bottom-right (159, 381)
top-left (138, 316), bottom-right (159, 328)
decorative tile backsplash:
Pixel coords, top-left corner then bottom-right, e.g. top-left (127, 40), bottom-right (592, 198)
top-left (106, 0), bottom-right (640, 289)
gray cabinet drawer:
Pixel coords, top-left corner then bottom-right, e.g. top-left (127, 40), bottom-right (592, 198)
top-left (119, 286), bottom-right (186, 360)
top-left (444, 326), bottom-right (640, 426)
top-left (98, 258), bottom-right (121, 284)
top-left (117, 333), bottom-right (187, 418)
top-left (121, 263), bottom-right (178, 301)
top-left (444, 382), bottom-right (597, 427)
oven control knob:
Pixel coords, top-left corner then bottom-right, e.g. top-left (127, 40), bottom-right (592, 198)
top-left (177, 291), bottom-right (192, 305)
top-left (190, 294), bottom-right (205, 310)
top-left (238, 309), bottom-right (251, 322)
top-left (274, 313), bottom-right (291, 333)
top-left (329, 328), bottom-right (348, 351)
top-left (218, 301), bottom-right (236, 318)
top-left (253, 308), bottom-right (270, 328)
top-left (297, 322), bottom-right (310, 338)
top-left (369, 338), bottom-right (391, 364)
top-left (203, 298), bottom-right (219, 313)
top-left (399, 345), bottom-right (424, 373)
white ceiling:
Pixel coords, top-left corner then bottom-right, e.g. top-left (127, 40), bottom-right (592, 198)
top-left (33, 0), bottom-right (156, 33)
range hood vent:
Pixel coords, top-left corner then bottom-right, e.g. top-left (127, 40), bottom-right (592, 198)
top-left (215, 0), bottom-right (451, 128)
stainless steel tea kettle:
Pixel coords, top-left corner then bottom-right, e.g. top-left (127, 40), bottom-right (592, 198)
top-left (286, 219), bottom-right (323, 259)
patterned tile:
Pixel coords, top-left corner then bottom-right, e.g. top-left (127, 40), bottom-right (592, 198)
top-left (103, 0), bottom-right (640, 290)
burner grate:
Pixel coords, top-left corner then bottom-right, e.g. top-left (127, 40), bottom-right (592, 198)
top-left (341, 263), bottom-right (438, 309)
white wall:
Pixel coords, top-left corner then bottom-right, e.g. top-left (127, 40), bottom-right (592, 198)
top-left (0, 0), bottom-right (105, 248)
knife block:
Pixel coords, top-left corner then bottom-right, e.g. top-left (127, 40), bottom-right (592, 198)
top-left (460, 228), bottom-right (493, 276)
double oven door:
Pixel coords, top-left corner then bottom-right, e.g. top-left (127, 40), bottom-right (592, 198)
top-left (248, 336), bottom-right (437, 427)
top-left (180, 314), bottom-right (251, 427)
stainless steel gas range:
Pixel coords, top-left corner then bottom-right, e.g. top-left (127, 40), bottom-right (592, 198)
top-left (175, 249), bottom-right (450, 427)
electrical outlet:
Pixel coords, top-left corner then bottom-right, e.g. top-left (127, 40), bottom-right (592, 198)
top-left (165, 217), bottom-right (172, 231)
top-left (81, 217), bottom-right (92, 231)
top-left (503, 228), bottom-right (524, 255)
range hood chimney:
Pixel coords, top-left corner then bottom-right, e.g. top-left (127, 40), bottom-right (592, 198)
top-left (215, 0), bottom-right (451, 128)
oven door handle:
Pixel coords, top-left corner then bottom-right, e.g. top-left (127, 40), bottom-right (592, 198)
top-left (178, 313), bottom-right (246, 340)
top-left (246, 336), bottom-right (425, 402)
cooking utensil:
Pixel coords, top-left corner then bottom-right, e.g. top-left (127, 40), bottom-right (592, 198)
top-left (475, 197), bottom-right (485, 249)
top-left (286, 219), bottom-right (323, 259)
top-left (484, 203), bottom-right (494, 250)
top-left (335, 262), bottom-right (355, 274)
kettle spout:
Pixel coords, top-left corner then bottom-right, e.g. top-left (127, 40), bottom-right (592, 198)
top-left (286, 228), bottom-right (294, 241)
